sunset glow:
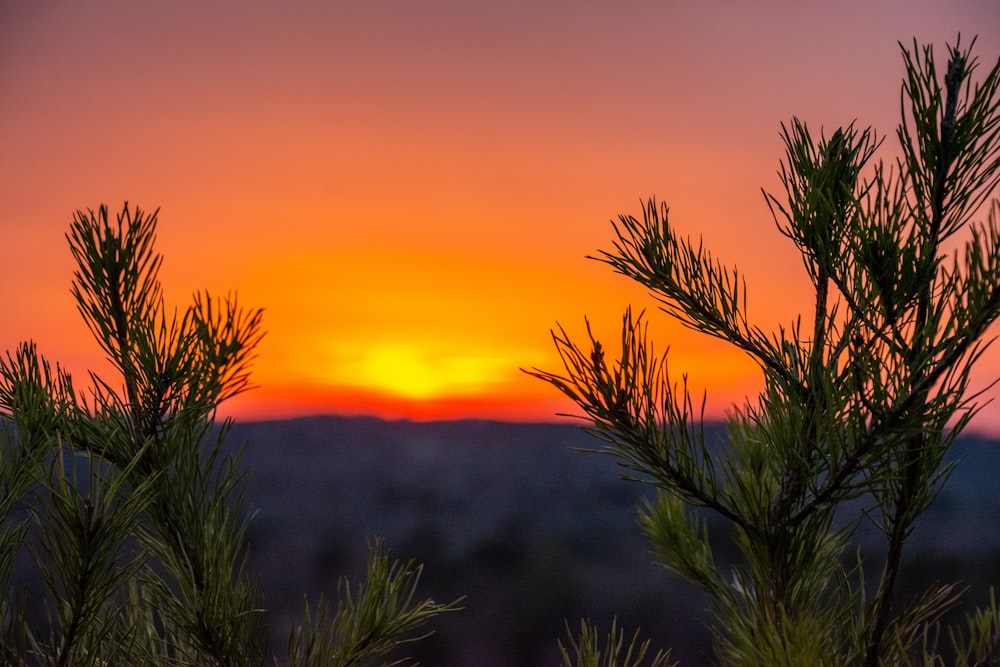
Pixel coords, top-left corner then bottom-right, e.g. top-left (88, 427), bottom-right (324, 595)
top-left (339, 342), bottom-right (509, 400)
top-left (2, 2), bottom-right (1000, 432)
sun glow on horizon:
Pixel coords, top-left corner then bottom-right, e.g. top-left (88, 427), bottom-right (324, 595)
top-left (337, 341), bottom-right (513, 400)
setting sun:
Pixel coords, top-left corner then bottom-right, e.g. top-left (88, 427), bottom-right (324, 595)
top-left (337, 342), bottom-right (510, 400)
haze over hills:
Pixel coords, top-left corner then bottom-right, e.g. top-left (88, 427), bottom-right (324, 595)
top-left (224, 416), bottom-right (1000, 666)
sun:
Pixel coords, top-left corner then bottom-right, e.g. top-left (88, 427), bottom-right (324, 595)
top-left (360, 344), bottom-right (444, 399)
top-left (346, 342), bottom-right (511, 400)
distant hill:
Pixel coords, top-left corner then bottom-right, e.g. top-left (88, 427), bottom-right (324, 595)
top-left (225, 416), bottom-right (1000, 666)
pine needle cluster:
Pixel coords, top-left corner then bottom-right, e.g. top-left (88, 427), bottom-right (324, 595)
top-left (0, 203), bottom-right (458, 666)
top-left (532, 36), bottom-right (1000, 666)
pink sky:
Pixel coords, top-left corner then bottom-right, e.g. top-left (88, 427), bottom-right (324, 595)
top-left (2, 1), bottom-right (1000, 432)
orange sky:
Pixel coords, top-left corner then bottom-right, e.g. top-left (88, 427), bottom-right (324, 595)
top-left (2, 2), bottom-right (1000, 432)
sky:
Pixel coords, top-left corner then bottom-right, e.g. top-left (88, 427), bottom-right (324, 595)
top-left (2, 1), bottom-right (1000, 432)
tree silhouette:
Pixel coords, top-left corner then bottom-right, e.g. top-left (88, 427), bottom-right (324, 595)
top-left (0, 203), bottom-right (457, 666)
top-left (533, 36), bottom-right (1000, 665)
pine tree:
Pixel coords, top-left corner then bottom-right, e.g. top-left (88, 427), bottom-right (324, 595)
top-left (532, 36), bottom-right (1000, 665)
top-left (0, 203), bottom-right (458, 666)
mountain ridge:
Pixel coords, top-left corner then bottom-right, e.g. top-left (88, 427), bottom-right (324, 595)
top-left (221, 415), bottom-right (999, 666)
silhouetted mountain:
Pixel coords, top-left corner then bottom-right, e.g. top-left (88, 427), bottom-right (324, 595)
top-left (225, 416), bottom-right (1000, 666)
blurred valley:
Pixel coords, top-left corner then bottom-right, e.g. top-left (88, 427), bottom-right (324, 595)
top-left (227, 416), bottom-right (1000, 666)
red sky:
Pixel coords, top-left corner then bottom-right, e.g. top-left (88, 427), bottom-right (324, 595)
top-left (2, 2), bottom-right (1000, 432)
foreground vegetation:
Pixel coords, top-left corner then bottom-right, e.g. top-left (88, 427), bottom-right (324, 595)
top-left (533, 36), bottom-right (1000, 665)
top-left (0, 203), bottom-right (457, 666)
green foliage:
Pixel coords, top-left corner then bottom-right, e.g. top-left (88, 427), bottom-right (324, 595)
top-left (286, 539), bottom-right (459, 667)
top-left (532, 36), bottom-right (1000, 665)
top-left (558, 618), bottom-right (675, 667)
top-left (0, 203), bottom-right (456, 665)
